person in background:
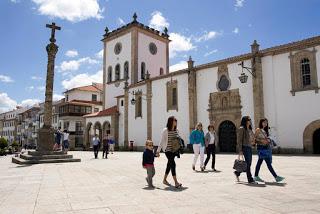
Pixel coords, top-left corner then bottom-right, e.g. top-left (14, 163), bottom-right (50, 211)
top-left (102, 134), bottom-right (109, 159)
top-left (53, 127), bottom-right (62, 151)
top-left (189, 122), bottom-right (206, 171)
top-left (92, 134), bottom-right (100, 159)
top-left (62, 129), bottom-right (70, 153)
top-left (109, 136), bottom-right (115, 154)
top-left (204, 124), bottom-right (217, 171)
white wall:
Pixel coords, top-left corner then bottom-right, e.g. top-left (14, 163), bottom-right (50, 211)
top-left (262, 46), bottom-right (320, 149)
top-left (67, 90), bottom-right (101, 102)
top-left (138, 32), bottom-right (166, 81)
top-left (105, 32), bottom-right (131, 108)
top-left (128, 85), bottom-right (147, 146)
top-left (151, 74), bottom-right (190, 146)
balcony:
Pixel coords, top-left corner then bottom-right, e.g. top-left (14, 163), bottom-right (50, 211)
top-left (59, 104), bottom-right (92, 117)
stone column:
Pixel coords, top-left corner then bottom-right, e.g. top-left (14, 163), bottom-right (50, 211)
top-left (124, 82), bottom-right (129, 148)
top-left (146, 79), bottom-right (152, 140)
top-left (188, 56), bottom-right (197, 132)
top-left (38, 23), bottom-right (60, 152)
top-left (251, 40), bottom-right (265, 128)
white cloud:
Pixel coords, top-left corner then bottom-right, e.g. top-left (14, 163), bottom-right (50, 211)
top-left (31, 0), bottom-right (104, 22)
top-left (53, 93), bottom-right (64, 101)
top-left (0, 75), bottom-right (14, 83)
top-left (0, 93), bottom-right (17, 113)
top-left (169, 33), bottom-right (195, 58)
top-left (96, 49), bottom-right (103, 59)
top-left (204, 49), bottom-right (218, 57)
top-left (149, 11), bottom-right (169, 31)
top-left (20, 99), bottom-right (41, 107)
top-left (117, 18), bottom-right (125, 26)
top-left (169, 61), bottom-right (188, 72)
top-left (62, 70), bottom-right (102, 90)
top-left (65, 50), bottom-right (79, 58)
top-left (31, 76), bottom-right (42, 80)
top-left (10, 0), bottom-right (19, 3)
top-left (60, 57), bottom-right (99, 72)
top-left (235, 0), bottom-right (245, 10)
top-left (195, 31), bottom-right (220, 42)
top-left (233, 27), bottom-right (239, 34)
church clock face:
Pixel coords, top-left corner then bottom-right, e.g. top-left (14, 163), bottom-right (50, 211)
top-left (114, 42), bottom-right (122, 55)
top-left (149, 42), bottom-right (157, 55)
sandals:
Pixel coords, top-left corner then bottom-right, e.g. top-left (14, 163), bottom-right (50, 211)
top-left (163, 180), bottom-right (170, 186)
top-left (175, 183), bottom-right (182, 188)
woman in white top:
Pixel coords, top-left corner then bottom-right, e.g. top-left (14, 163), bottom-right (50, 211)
top-left (204, 125), bottom-right (217, 171)
top-left (156, 116), bottom-right (182, 188)
top-left (63, 130), bottom-right (70, 153)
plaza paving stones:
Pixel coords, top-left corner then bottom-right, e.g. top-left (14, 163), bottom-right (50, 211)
top-left (0, 151), bottom-right (320, 214)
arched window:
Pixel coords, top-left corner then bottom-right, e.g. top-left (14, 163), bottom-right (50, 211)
top-left (124, 61), bottom-right (129, 79)
top-left (115, 64), bottom-right (120, 81)
top-left (107, 66), bottom-right (112, 83)
top-left (160, 67), bottom-right (164, 75)
top-left (301, 58), bottom-right (311, 87)
top-left (141, 62), bottom-right (146, 80)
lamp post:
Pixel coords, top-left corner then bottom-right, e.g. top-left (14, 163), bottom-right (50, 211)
top-left (238, 61), bottom-right (256, 83)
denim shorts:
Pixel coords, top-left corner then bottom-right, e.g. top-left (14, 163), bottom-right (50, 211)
top-left (63, 140), bottom-right (69, 149)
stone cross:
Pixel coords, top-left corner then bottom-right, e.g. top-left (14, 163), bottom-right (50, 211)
top-left (46, 22), bottom-right (61, 43)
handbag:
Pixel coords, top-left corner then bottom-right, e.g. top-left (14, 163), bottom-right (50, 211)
top-left (233, 156), bottom-right (247, 172)
top-left (171, 137), bottom-right (181, 153)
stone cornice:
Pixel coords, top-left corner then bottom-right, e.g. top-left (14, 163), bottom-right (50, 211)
top-left (102, 21), bottom-right (170, 43)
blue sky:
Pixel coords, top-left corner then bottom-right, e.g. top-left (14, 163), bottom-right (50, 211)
top-left (1, 0), bottom-right (320, 112)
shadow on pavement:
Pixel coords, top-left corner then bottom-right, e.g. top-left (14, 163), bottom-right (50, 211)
top-left (265, 182), bottom-right (287, 187)
top-left (237, 181), bottom-right (267, 187)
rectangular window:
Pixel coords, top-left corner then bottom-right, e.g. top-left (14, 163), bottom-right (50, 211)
top-left (63, 121), bottom-right (70, 130)
top-left (166, 80), bottom-right (178, 111)
top-left (121, 100), bottom-right (124, 106)
top-left (135, 93), bottom-right (142, 118)
top-left (172, 87), bottom-right (177, 107)
top-left (92, 94), bottom-right (97, 101)
top-left (75, 106), bottom-right (81, 113)
top-left (86, 107), bottom-right (92, 114)
top-left (94, 108), bottom-right (99, 112)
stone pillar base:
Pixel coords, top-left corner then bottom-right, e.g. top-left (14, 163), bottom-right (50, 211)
top-left (37, 127), bottom-right (55, 152)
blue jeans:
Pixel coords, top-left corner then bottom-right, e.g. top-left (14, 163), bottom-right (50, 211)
top-left (254, 155), bottom-right (278, 178)
top-left (235, 146), bottom-right (253, 182)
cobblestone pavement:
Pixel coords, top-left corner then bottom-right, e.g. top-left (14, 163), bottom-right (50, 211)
top-left (0, 151), bottom-right (320, 214)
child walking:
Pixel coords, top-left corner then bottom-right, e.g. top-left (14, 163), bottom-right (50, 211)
top-left (142, 140), bottom-right (156, 188)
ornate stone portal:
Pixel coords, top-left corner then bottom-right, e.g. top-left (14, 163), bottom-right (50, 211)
top-left (12, 23), bottom-right (80, 164)
top-left (208, 89), bottom-right (242, 152)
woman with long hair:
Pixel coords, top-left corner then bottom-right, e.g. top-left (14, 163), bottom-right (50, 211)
top-left (204, 124), bottom-right (217, 171)
top-left (234, 116), bottom-right (256, 183)
top-left (156, 116), bottom-right (182, 188)
top-left (254, 118), bottom-right (285, 183)
top-left (190, 122), bottom-right (206, 171)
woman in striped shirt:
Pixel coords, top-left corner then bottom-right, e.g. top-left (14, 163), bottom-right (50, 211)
top-left (156, 116), bottom-right (182, 188)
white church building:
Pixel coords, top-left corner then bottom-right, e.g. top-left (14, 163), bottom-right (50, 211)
top-left (84, 13), bottom-right (320, 154)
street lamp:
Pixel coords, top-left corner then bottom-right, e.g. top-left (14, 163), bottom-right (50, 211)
top-left (238, 61), bottom-right (255, 83)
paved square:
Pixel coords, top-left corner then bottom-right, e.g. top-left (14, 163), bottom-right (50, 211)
top-left (0, 152), bottom-right (320, 214)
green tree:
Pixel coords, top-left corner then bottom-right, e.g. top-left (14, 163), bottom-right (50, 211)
top-left (0, 137), bottom-right (8, 149)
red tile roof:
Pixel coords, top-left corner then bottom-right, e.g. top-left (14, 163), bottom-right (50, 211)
top-left (83, 106), bottom-right (118, 118)
top-left (64, 83), bottom-right (103, 93)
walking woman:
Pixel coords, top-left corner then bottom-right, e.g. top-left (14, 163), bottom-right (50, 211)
top-left (156, 116), bottom-right (182, 188)
top-left (234, 116), bottom-right (256, 183)
top-left (190, 122), bottom-right (205, 171)
top-left (254, 118), bottom-right (285, 183)
top-left (204, 124), bottom-right (217, 171)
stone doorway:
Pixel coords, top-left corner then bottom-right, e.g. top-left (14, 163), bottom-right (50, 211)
top-left (313, 128), bottom-right (320, 154)
top-left (218, 120), bottom-right (237, 152)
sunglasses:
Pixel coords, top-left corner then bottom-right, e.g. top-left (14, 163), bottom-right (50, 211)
top-left (147, 144), bottom-right (153, 147)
